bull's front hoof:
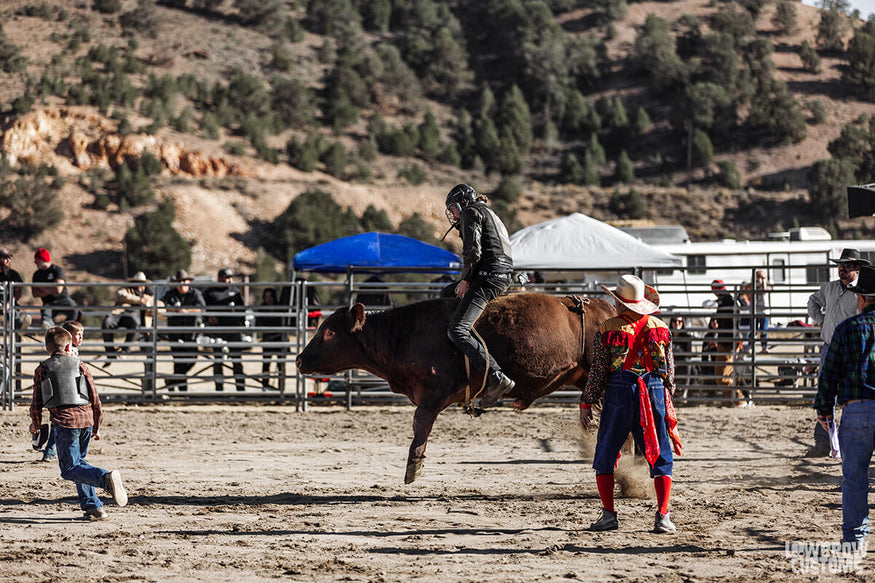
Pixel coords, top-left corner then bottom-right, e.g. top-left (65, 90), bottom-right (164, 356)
top-left (404, 460), bottom-right (423, 484)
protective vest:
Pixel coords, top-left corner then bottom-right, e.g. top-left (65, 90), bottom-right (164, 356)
top-left (40, 355), bottom-right (89, 408)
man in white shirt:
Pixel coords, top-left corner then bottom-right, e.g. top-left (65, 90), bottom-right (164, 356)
top-left (806, 248), bottom-right (869, 456)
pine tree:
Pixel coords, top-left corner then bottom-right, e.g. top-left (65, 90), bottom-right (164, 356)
top-left (124, 200), bottom-right (191, 277)
top-left (418, 111), bottom-right (441, 160)
top-left (615, 150), bottom-right (635, 183)
top-left (691, 128), bottom-right (714, 167)
top-left (800, 40), bottom-right (822, 74)
top-left (497, 85), bottom-right (533, 155)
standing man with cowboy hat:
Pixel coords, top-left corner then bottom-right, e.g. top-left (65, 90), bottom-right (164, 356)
top-left (101, 271), bottom-right (156, 359)
top-left (160, 270), bottom-right (205, 392)
top-left (807, 248), bottom-right (870, 457)
top-left (580, 274), bottom-right (683, 534)
top-left (814, 264), bottom-right (875, 549)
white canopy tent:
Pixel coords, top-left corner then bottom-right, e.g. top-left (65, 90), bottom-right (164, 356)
top-left (510, 213), bottom-right (683, 271)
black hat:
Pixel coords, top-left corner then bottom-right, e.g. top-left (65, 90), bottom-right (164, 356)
top-left (217, 267), bottom-right (234, 279)
top-left (172, 270), bottom-right (192, 282)
top-left (829, 248), bottom-right (871, 266)
top-left (848, 266), bottom-right (875, 295)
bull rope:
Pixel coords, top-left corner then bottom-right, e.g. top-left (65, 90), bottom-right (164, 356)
top-left (462, 327), bottom-right (490, 416)
top-left (566, 295), bottom-right (590, 362)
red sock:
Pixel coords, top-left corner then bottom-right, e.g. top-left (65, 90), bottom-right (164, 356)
top-left (654, 475), bottom-right (672, 515)
top-left (596, 473), bottom-right (615, 513)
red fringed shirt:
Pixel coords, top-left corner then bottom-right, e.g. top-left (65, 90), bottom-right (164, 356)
top-left (582, 313), bottom-right (682, 461)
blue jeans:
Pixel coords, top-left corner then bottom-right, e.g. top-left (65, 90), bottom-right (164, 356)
top-left (593, 371), bottom-right (673, 478)
top-left (756, 316), bottom-right (769, 350)
top-left (43, 425), bottom-right (57, 456)
top-left (447, 276), bottom-right (509, 376)
top-left (54, 426), bottom-right (108, 511)
top-left (40, 295), bottom-right (78, 325)
top-left (839, 400), bottom-right (875, 544)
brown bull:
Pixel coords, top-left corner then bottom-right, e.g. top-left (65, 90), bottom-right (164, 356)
top-left (295, 292), bottom-right (615, 483)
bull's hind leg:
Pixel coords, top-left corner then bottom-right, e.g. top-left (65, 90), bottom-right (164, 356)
top-left (405, 405), bottom-right (440, 484)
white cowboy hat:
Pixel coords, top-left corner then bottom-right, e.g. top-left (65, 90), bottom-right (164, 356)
top-left (601, 274), bottom-right (660, 315)
top-left (127, 271), bottom-right (150, 283)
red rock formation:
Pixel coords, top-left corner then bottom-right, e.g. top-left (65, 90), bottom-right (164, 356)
top-left (1, 107), bottom-right (256, 178)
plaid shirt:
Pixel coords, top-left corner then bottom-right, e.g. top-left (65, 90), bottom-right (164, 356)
top-left (29, 353), bottom-right (102, 432)
top-left (814, 304), bottom-right (875, 415)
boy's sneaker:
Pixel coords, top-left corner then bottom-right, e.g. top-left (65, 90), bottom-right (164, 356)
top-left (84, 507), bottom-right (108, 521)
top-left (41, 451), bottom-right (57, 462)
top-left (588, 508), bottom-right (619, 531)
top-left (653, 511), bottom-right (677, 533)
top-left (105, 470), bottom-right (128, 507)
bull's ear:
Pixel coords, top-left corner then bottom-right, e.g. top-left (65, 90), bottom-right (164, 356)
top-left (349, 303), bottom-right (366, 333)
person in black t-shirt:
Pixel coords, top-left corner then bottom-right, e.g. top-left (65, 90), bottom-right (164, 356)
top-left (1, 248), bottom-right (31, 330)
top-left (32, 248), bottom-right (77, 327)
top-left (203, 268), bottom-right (247, 392)
top-left (160, 270), bottom-right (205, 392)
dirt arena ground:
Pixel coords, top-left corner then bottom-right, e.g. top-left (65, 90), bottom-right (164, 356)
top-left (0, 402), bottom-right (871, 582)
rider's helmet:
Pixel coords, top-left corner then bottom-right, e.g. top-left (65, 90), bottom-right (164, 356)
top-left (445, 183), bottom-right (477, 224)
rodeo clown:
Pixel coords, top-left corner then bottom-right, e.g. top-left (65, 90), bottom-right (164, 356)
top-left (580, 274), bottom-right (683, 533)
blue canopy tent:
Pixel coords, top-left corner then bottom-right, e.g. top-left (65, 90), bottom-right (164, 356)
top-left (292, 232), bottom-right (461, 273)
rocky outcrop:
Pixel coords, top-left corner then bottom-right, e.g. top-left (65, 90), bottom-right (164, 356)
top-left (1, 107), bottom-right (256, 178)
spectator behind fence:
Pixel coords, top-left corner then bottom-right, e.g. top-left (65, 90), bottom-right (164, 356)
top-left (701, 316), bottom-right (721, 384)
top-left (160, 270), bottom-right (205, 392)
top-left (709, 280), bottom-right (745, 406)
top-left (668, 314), bottom-right (696, 387)
top-left (280, 281), bottom-right (321, 328)
top-left (806, 248), bottom-right (868, 457)
top-left (355, 274), bottom-right (394, 308)
top-left (753, 270), bottom-right (771, 352)
top-left (101, 272), bottom-right (157, 359)
top-left (204, 268), bottom-right (247, 392)
top-left (1, 248), bottom-right (31, 330)
top-left (32, 248), bottom-right (77, 327)
top-left (257, 287), bottom-right (286, 391)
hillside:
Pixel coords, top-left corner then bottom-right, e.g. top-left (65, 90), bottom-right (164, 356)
top-left (2, 0), bottom-right (875, 286)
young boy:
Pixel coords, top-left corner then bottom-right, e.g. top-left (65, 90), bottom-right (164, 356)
top-left (40, 321), bottom-right (86, 463)
top-left (63, 320), bottom-right (84, 357)
top-left (29, 326), bottom-right (128, 520)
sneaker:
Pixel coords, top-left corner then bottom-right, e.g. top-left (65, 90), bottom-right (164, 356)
top-left (588, 508), bottom-right (619, 531)
top-left (479, 371), bottom-right (516, 408)
top-left (653, 511), bottom-right (677, 533)
top-left (105, 470), bottom-right (128, 507)
top-left (41, 451), bottom-right (56, 463)
top-left (84, 507), bottom-right (108, 521)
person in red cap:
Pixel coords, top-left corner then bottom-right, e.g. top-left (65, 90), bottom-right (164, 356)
top-left (32, 248), bottom-right (77, 327)
top-left (580, 274), bottom-right (682, 534)
top-left (709, 279), bottom-right (744, 405)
